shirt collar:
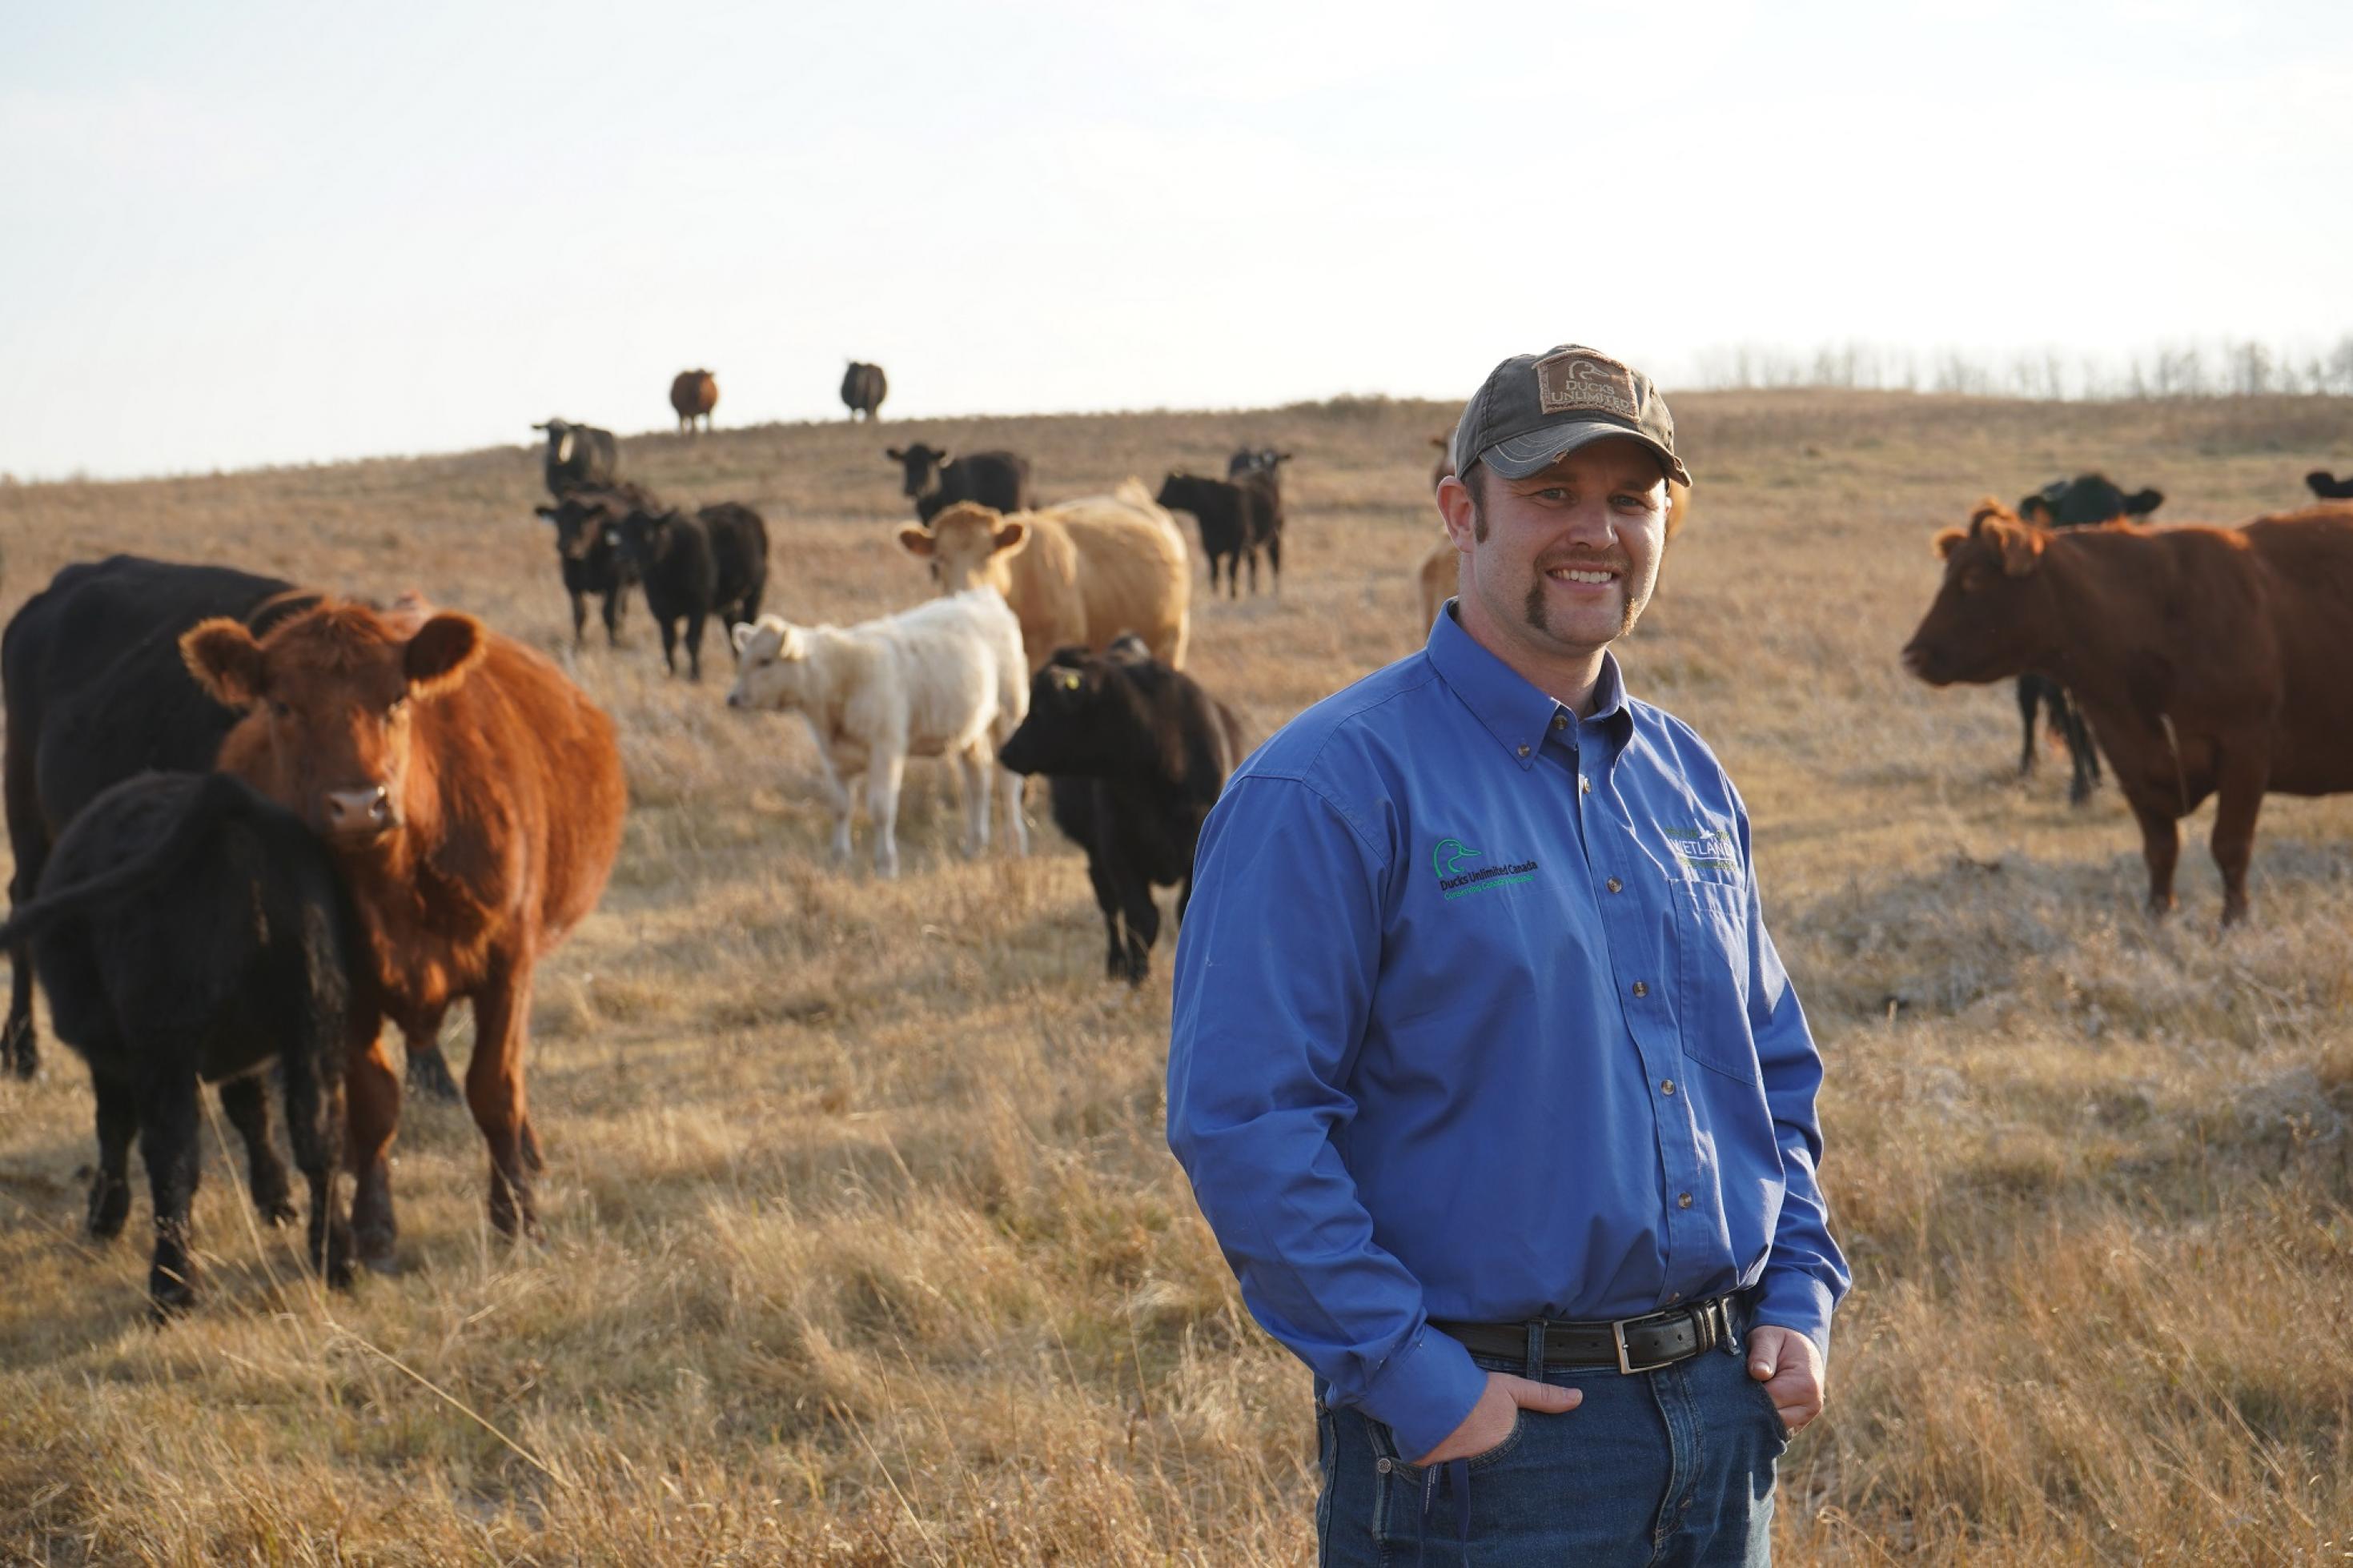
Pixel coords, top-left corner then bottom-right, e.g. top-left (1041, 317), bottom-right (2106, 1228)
top-left (1426, 602), bottom-right (1635, 769)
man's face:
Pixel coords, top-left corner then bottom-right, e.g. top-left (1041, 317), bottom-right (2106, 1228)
top-left (1437, 436), bottom-right (1669, 665)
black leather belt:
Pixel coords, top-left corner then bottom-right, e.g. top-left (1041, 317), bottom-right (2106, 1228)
top-left (1431, 1295), bottom-right (1734, 1374)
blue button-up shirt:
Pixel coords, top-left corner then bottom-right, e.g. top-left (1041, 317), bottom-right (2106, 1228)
top-left (1166, 607), bottom-right (1849, 1461)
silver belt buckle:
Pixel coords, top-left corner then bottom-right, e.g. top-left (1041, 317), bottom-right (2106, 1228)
top-left (1612, 1312), bottom-right (1676, 1375)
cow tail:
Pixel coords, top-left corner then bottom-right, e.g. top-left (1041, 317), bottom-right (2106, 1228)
top-left (0, 775), bottom-right (263, 949)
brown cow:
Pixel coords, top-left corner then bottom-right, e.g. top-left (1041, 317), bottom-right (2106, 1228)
top-left (180, 598), bottom-right (627, 1261)
top-left (670, 369), bottom-right (718, 435)
top-left (1901, 500), bottom-right (2353, 924)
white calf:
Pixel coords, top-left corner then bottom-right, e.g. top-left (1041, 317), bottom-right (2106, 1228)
top-left (725, 587), bottom-right (1030, 876)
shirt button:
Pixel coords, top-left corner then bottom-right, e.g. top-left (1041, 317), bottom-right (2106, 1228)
top-left (1605, 877), bottom-right (1623, 893)
top-left (1661, 1079), bottom-right (1676, 1095)
top-left (1632, 981), bottom-right (1648, 998)
top-left (1676, 1192), bottom-right (1693, 1209)
top-left (1552, 712), bottom-right (1568, 731)
top-left (1578, 775), bottom-right (1591, 794)
top-left (1516, 744), bottom-right (1530, 758)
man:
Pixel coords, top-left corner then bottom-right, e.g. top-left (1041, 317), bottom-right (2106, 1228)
top-left (1166, 344), bottom-right (1848, 1564)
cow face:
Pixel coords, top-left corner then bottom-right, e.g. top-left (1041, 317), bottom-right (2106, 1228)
top-left (1900, 503), bottom-right (2057, 687)
top-left (885, 443), bottom-right (950, 499)
top-left (538, 499), bottom-right (610, 563)
top-left (998, 651), bottom-right (1117, 777)
top-left (897, 504), bottom-right (1027, 596)
top-left (725, 617), bottom-right (815, 712)
top-left (182, 603), bottom-right (487, 846)
top-left (609, 508), bottom-right (678, 574)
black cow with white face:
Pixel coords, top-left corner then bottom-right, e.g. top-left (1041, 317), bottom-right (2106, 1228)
top-left (532, 419), bottom-right (620, 496)
top-left (998, 639), bottom-right (1245, 984)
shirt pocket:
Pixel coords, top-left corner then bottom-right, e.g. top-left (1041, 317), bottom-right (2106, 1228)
top-left (1674, 876), bottom-right (1759, 1082)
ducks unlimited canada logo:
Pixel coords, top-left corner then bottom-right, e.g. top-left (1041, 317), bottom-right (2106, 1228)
top-left (1430, 837), bottom-right (1539, 900)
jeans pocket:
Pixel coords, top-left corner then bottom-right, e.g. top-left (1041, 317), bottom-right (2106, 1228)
top-left (1375, 1408), bottom-right (1527, 1479)
top-left (1744, 1371), bottom-right (1794, 1450)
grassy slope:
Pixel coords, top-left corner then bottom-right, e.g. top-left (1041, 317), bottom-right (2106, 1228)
top-left (0, 391), bottom-right (2349, 1564)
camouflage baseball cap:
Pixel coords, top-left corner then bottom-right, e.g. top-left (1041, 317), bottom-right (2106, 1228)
top-left (1448, 344), bottom-right (1690, 487)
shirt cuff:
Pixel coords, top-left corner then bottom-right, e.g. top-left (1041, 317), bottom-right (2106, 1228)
top-left (1752, 1268), bottom-right (1837, 1363)
top-left (1347, 1324), bottom-right (1489, 1462)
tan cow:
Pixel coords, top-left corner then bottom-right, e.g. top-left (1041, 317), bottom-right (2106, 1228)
top-left (899, 479), bottom-right (1191, 672)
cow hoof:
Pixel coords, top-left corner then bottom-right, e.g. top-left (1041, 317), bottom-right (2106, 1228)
top-left (257, 1193), bottom-right (299, 1227)
top-left (87, 1181), bottom-right (131, 1240)
top-left (355, 1226), bottom-right (400, 1274)
top-left (520, 1119), bottom-right (546, 1173)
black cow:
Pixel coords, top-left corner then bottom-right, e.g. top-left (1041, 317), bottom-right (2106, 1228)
top-left (1156, 471), bottom-right (1283, 598)
top-left (2009, 475), bottom-right (2164, 804)
top-left (841, 362), bottom-right (888, 422)
top-left (0, 558), bottom-right (458, 1094)
top-left (998, 640), bottom-right (1245, 985)
top-left (610, 501), bottom-right (769, 680)
top-left (0, 772), bottom-right (364, 1313)
top-left (532, 419), bottom-right (620, 495)
top-left (2308, 471), bottom-right (2353, 501)
top-left (885, 443), bottom-right (1035, 523)
top-left (1226, 447), bottom-right (1294, 479)
top-left (534, 480), bottom-right (660, 648)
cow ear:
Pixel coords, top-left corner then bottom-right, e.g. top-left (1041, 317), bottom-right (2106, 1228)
top-left (1996, 520), bottom-right (2046, 577)
top-left (885, 447), bottom-right (905, 461)
top-left (404, 612), bottom-right (487, 699)
top-left (991, 517), bottom-right (1030, 555)
top-left (777, 625), bottom-right (807, 661)
top-left (732, 621), bottom-right (757, 655)
top-left (535, 506), bottom-right (557, 522)
top-left (897, 524), bottom-right (936, 558)
top-left (1933, 527), bottom-right (1966, 560)
top-left (181, 618), bottom-right (268, 708)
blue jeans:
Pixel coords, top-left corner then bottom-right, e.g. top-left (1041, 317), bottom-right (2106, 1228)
top-left (1314, 1313), bottom-right (1787, 1566)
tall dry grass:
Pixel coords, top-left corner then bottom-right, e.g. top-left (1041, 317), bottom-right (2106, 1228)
top-left (1, 391), bottom-right (2350, 1564)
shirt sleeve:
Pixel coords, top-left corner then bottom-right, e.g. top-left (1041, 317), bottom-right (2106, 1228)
top-left (1166, 773), bottom-right (1488, 1461)
top-left (1735, 800), bottom-right (1852, 1360)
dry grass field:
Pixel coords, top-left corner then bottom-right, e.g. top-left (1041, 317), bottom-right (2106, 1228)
top-left (2, 391), bottom-right (2351, 1565)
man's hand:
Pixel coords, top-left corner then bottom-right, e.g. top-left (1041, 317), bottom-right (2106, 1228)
top-left (1746, 1325), bottom-right (1826, 1434)
top-left (1412, 1371), bottom-right (1582, 1466)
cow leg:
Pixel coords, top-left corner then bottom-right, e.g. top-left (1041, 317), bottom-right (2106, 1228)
top-left (2209, 749), bottom-right (2271, 926)
top-left (657, 616), bottom-right (680, 676)
top-left (1, 953), bottom-right (33, 1078)
top-left (812, 753), bottom-right (857, 865)
top-left (2014, 677), bottom-right (2041, 776)
top-left (2064, 704), bottom-right (2099, 806)
top-left (465, 958), bottom-right (538, 1241)
top-left (570, 591), bottom-right (588, 648)
top-left (87, 1071), bottom-right (139, 1240)
top-left (684, 610), bottom-right (708, 682)
top-left (602, 587), bottom-right (627, 648)
top-left (866, 752), bottom-right (906, 878)
top-left (406, 1022), bottom-right (462, 1102)
top-left (1110, 852), bottom-right (1161, 985)
top-left (217, 1071), bottom-right (296, 1226)
top-left (277, 1019), bottom-right (353, 1289)
top-left (957, 744), bottom-right (990, 856)
top-left (344, 1030), bottom-right (404, 1272)
top-left (2125, 792), bottom-right (2182, 917)
top-left (1267, 534), bottom-right (1282, 597)
top-left (1082, 852), bottom-right (1126, 978)
top-left (998, 767), bottom-right (1029, 857)
top-left (135, 1060), bottom-right (204, 1315)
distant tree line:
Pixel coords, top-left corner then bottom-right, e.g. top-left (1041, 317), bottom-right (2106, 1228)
top-left (1684, 336), bottom-right (2353, 399)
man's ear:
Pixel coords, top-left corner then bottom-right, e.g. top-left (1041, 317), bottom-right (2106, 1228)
top-left (181, 619), bottom-right (268, 708)
top-left (405, 612), bottom-right (487, 698)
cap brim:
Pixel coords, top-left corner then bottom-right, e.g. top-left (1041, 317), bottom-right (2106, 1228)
top-left (1484, 422), bottom-right (1691, 487)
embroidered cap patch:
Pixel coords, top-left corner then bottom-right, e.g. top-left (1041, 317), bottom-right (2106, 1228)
top-left (1534, 350), bottom-right (1641, 421)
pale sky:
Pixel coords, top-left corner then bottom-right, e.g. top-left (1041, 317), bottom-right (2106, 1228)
top-left (4, 1), bottom-right (2349, 479)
